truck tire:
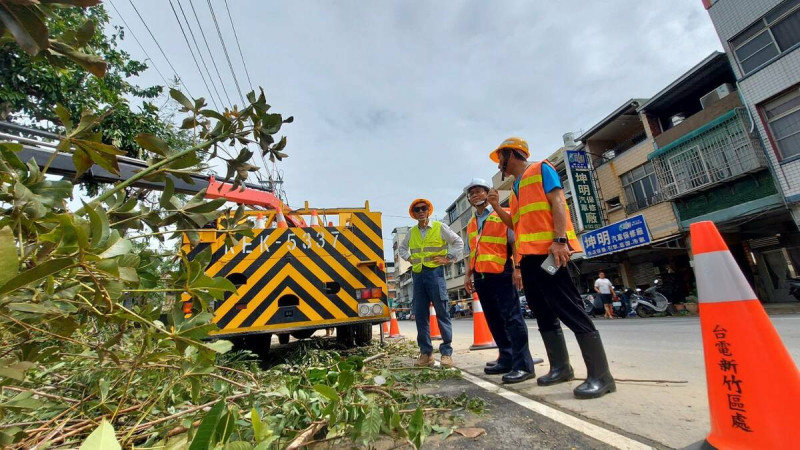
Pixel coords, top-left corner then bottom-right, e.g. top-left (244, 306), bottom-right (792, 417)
top-left (230, 334), bottom-right (271, 359)
top-left (336, 325), bottom-right (355, 347)
top-left (353, 323), bottom-right (373, 346)
top-left (278, 333), bottom-right (290, 345)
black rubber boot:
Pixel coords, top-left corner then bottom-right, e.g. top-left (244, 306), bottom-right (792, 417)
top-left (573, 331), bottom-right (616, 399)
top-left (537, 329), bottom-right (575, 386)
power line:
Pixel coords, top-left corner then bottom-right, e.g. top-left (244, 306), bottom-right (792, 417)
top-left (205, 0), bottom-right (246, 105)
top-left (107, 0), bottom-right (170, 87)
top-left (187, 0), bottom-right (233, 106)
top-left (168, 0), bottom-right (219, 109)
top-left (223, 0), bottom-right (253, 91)
top-left (175, 0), bottom-right (225, 110)
top-left (125, 0), bottom-right (192, 98)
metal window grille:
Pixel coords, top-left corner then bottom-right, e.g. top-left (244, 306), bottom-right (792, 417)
top-left (652, 108), bottom-right (767, 199)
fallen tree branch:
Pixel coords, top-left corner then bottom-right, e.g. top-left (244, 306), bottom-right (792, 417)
top-left (615, 378), bottom-right (688, 384)
top-left (129, 391), bottom-right (251, 434)
top-left (363, 352), bottom-right (387, 364)
top-left (286, 419), bottom-right (328, 450)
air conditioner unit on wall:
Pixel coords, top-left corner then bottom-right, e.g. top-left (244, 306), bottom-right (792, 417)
top-left (700, 83), bottom-right (736, 109)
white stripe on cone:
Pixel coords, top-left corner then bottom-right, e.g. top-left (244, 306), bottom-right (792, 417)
top-left (430, 304), bottom-right (436, 316)
top-left (473, 299), bottom-right (484, 313)
top-left (694, 251), bottom-right (758, 303)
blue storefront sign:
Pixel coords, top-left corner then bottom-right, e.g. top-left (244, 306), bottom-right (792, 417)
top-left (566, 150), bottom-right (590, 171)
top-left (580, 214), bottom-right (652, 258)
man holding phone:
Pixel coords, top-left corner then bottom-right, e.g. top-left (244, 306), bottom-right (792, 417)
top-left (487, 137), bottom-right (615, 399)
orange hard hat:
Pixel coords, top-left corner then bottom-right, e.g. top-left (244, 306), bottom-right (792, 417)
top-left (490, 137), bottom-right (530, 163)
top-left (409, 198), bottom-right (433, 218)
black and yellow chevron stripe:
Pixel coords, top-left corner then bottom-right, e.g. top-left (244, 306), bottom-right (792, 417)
top-left (183, 210), bottom-right (389, 337)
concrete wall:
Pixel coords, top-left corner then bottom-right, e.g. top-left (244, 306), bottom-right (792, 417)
top-left (708, 0), bottom-right (800, 226)
top-left (592, 139), bottom-right (681, 240)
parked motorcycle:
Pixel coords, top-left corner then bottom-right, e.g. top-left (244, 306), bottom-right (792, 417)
top-left (631, 280), bottom-right (670, 317)
top-left (519, 296), bottom-right (535, 319)
top-left (789, 277), bottom-right (800, 301)
top-left (582, 289), bottom-right (631, 318)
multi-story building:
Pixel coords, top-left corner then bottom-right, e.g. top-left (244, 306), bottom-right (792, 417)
top-left (638, 50), bottom-right (797, 302)
top-left (700, 0), bottom-right (800, 301)
top-left (443, 192), bottom-right (471, 306)
top-left (391, 226), bottom-right (412, 309)
top-left (577, 98), bottom-right (691, 298)
top-left (384, 261), bottom-right (396, 306)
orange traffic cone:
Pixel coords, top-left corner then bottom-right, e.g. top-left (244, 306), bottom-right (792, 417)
top-left (255, 212), bottom-right (266, 228)
top-left (275, 209), bottom-right (288, 228)
top-left (388, 309), bottom-right (403, 338)
top-left (382, 320), bottom-right (389, 337)
top-left (470, 293), bottom-right (497, 350)
top-left (690, 221), bottom-right (800, 449)
top-left (310, 209), bottom-right (320, 227)
top-left (429, 303), bottom-right (442, 340)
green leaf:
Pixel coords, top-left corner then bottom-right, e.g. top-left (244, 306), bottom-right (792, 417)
top-left (54, 104), bottom-right (73, 130)
top-left (0, 143), bottom-right (25, 171)
top-left (0, 4), bottom-right (48, 55)
top-left (0, 258), bottom-right (73, 296)
top-left (224, 443), bottom-right (253, 450)
top-left (79, 419), bottom-right (121, 450)
top-left (202, 339), bottom-right (233, 354)
top-left (184, 198), bottom-right (226, 214)
top-left (313, 384), bottom-right (339, 403)
top-left (337, 370), bottom-right (355, 391)
top-left (97, 232), bottom-right (131, 259)
top-left (135, 133), bottom-right (169, 156)
top-left (0, 227), bottom-right (19, 287)
top-left (75, 19), bottom-right (95, 47)
top-left (251, 408), bottom-right (265, 441)
top-left (72, 147), bottom-right (93, 179)
top-left (363, 405), bottom-right (382, 441)
top-left (48, 40), bottom-right (107, 77)
top-left (83, 201), bottom-right (109, 249)
top-left (0, 361), bottom-right (35, 381)
top-left (188, 401), bottom-right (225, 450)
top-left (170, 88), bottom-right (194, 111)
top-left (407, 407), bottom-right (426, 449)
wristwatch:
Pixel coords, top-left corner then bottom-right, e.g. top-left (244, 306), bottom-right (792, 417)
top-left (553, 237), bottom-right (568, 244)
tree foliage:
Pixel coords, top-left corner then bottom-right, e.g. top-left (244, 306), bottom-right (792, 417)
top-left (0, 1), bottom-right (188, 157)
top-left (0, 3), bottom-right (472, 448)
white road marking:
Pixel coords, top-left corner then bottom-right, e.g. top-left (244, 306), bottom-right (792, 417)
top-left (461, 372), bottom-right (654, 450)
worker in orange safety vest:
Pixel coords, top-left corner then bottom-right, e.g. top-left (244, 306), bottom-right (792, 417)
top-left (487, 137), bottom-right (615, 399)
top-left (463, 177), bottom-right (536, 383)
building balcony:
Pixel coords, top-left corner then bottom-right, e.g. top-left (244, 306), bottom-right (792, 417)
top-left (649, 108), bottom-right (768, 200)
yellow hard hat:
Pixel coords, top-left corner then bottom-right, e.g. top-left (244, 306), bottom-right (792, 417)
top-left (409, 198), bottom-right (433, 218)
top-left (490, 137), bottom-right (530, 163)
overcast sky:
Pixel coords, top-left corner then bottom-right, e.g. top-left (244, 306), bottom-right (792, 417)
top-left (108, 0), bottom-right (722, 257)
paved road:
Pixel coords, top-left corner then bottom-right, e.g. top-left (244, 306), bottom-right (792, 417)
top-left (395, 314), bottom-right (800, 449)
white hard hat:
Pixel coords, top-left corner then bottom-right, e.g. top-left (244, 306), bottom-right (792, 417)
top-left (464, 178), bottom-right (491, 194)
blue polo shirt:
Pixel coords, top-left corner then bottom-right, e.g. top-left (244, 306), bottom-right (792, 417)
top-left (513, 163), bottom-right (562, 197)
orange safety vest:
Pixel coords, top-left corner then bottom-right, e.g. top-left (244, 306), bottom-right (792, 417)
top-left (467, 209), bottom-right (509, 274)
top-left (510, 161), bottom-right (581, 257)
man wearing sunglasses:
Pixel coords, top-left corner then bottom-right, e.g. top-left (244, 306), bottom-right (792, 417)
top-left (487, 137), bottom-right (615, 399)
top-left (463, 178), bottom-right (536, 383)
top-left (398, 198), bottom-right (463, 367)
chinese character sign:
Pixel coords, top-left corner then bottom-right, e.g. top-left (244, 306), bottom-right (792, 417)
top-left (580, 214), bottom-right (652, 258)
top-left (566, 150), bottom-right (603, 231)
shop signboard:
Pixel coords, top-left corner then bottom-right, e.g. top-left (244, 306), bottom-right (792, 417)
top-left (565, 149), bottom-right (603, 231)
top-left (580, 214), bottom-right (652, 258)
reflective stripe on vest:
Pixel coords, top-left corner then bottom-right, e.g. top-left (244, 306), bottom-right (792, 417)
top-left (467, 211), bottom-right (509, 274)
top-left (408, 221), bottom-right (448, 273)
top-left (511, 161), bottom-right (582, 256)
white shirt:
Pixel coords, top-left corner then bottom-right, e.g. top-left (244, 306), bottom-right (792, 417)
top-left (398, 220), bottom-right (464, 261)
top-left (594, 278), bottom-right (614, 295)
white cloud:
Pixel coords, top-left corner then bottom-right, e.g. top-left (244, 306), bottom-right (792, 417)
top-left (109, 0), bottom-right (722, 255)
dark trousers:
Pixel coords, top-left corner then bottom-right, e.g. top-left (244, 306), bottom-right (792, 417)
top-left (474, 273), bottom-right (535, 372)
top-left (520, 254), bottom-right (596, 335)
